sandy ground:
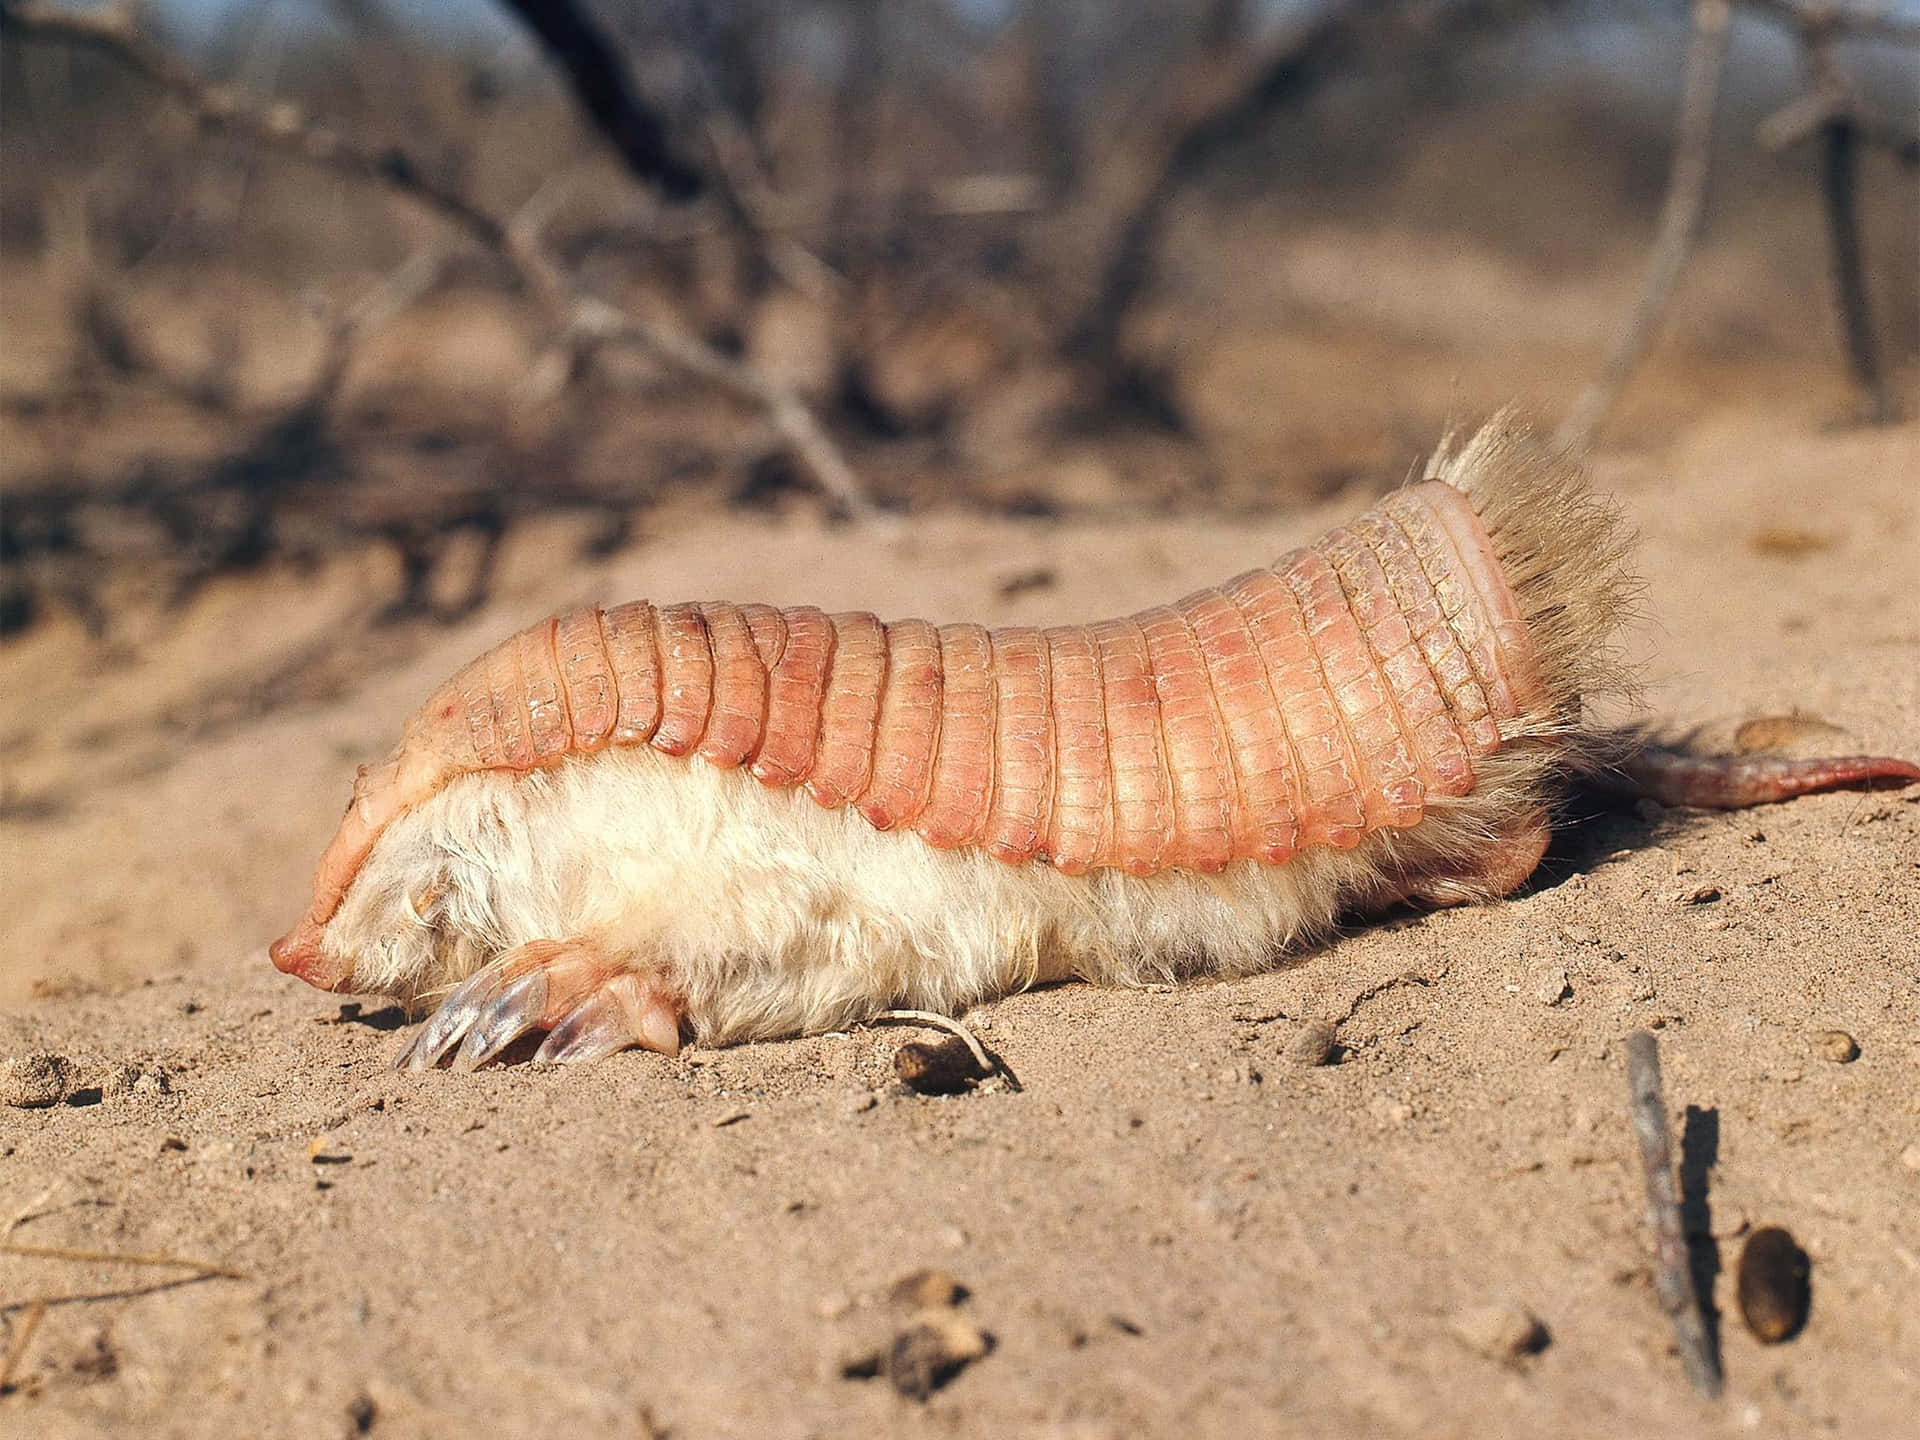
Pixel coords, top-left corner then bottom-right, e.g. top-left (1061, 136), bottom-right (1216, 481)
top-left (3, 399), bottom-right (1918, 1438)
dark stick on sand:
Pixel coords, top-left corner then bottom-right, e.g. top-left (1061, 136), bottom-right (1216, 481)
top-left (1626, 1030), bottom-right (1722, 1398)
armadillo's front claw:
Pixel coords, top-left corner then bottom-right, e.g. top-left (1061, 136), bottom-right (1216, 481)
top-left (398, 960), bottom-right (514, 1071)
top-left (534, 973), bottom-right (685, 1065)
top-left (532, 986), bottom-right (636, 1065)
top-left (398, 940), bottom-right (685, 1071)
top-left (448, 971), bottom-right (550, 1072)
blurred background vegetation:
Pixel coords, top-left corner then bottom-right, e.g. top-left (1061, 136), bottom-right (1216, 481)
top-left (2, 0), bottom-right (1914, 640)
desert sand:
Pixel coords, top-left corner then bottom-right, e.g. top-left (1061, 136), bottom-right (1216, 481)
top-left (4, 392), bottom-right (1917, 1438)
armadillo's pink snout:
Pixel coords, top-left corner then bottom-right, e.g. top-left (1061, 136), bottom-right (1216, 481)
top-left (270, 755), bottom-right (426, 994)
top-left (269, 918), bottom-right (354, 992)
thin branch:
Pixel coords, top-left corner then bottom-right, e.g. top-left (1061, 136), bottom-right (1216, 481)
top-left (491, 0), bottom-right (703, 200)
top-left (1815, 106), bottom-right (1894, 421)
top-left (1557, 0), bottom-right (1731, 451)
top-left (1741, 0), bottom-right (1920, 46)
top-left (0, 0), bottom-right (876, 519)
top-left (0, 1299), bottom-right (46, 1392)
top-left (1740, 4), bottom-right (1906, 423)
top-left (0, 1273), bottom-right (233, 1315)
top-left (1757, 90), bottom-right (1919, 168)
top-left (0, 1240), bottom-right (244, 1278)
top-left (305, 245), bottom-right (452, 413)
top-left (1066, 0), bottom-right (1531, 380)
top-left (1626, 1031), bottom-right (1723, 1399)
top-left (552, 295), bottom-right (880, 523)
top-left (1065, 5), bottom-right (1360, 367)
top-left (703, 113), bottom-right (848, 305)
top-left (0, 1), bottom-right (504, 248)
top-left (1804, 33), bottom-right (1898, 422)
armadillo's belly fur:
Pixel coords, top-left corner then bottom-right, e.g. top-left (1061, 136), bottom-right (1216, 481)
top-left (325, 739), bottom-right (1560, 1044)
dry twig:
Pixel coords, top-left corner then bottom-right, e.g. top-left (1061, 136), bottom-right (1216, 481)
top-left (492, 0), bottom-right (703, 200)
top-left (0, 1239), bottom-right (244, 1324)
top-left (1066, 5), bottom-right (1362, 371)
top-left (872, 1010), bottom-right (995, 1077)
top-left (0, 0), bottom-right (875, 519)
top-left (0, 1241), bottom-right (244, 1279)
top-left (0, 1299), bottom-right (46, 1394)
top-left (1746, 0), bottom-right (1915, 423)
top-left (1625, 1031), bottom-right (1722, 1399)
top-left (1794, 25), bottom-right (1899, 422)
top-left (1066, 0), bottom-right (1527, 387)
top-left (1558, 0), bottom-right (1732, 451)
top-left (1562, 0), bottom-right (1915, 443)
top-left (1813, 101), bottom-right (1893, 421)
top-left (1743, 0), bottom-right (1920, 46)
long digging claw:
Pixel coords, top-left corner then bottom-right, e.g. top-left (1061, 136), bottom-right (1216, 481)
top-left (533, 990), bottom-right (636, 1066)
top-left (397, 962), bottom-right (511, 1071)
top-left (449, 972), bottom-right (550, 1072)
top-left (397, 943), bottom-right (683, 1072)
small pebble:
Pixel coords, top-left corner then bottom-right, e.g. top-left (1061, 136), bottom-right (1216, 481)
top-left (1808, 1030), bottom-right (1859, 1064)
top-left (1681, 884), bottom-right (1721, 905)
top-left (1733, 715), bottom-right (1845, 753)
top-left (1531, 966), bottom-right (1572, 1007)
top-left (1736, 1227), bottom-right (1811, 1343)
top-left (1900, 1143), bottom-right (1920, 1173)
top-left (1285, 1020), bottom-right (1339, 1067)
top-left (97, 1062), bottom-right (142, 1098)
top-left (890, 1269), bottom-right (967, 1310)
top-left (814, 1291), bottom-right (853, 1320)
top-left (894, 1037), bottom-right (990, 1095)
top-left (1449, 1303), bottom-right (1550, 1362)
top-left (307, 1134), bottom-right (353, 1164)
top-left (1, 1052), bottom-right (75, 1108)
top-left (885, 1309), bottom-right (992, 1401)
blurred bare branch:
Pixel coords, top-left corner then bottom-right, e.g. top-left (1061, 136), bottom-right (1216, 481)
top-left (491, 0), bottom-right (704, 200)
top-left (1801, 31), bottom-right (1895, 422)
top-left (1743, 0), bottom-right (1920, 46)
top-left (1066, 0), bottom-right (1536, 412)
top-left (1561, 0), bottom-right (1913, 445)
top-left (0, 1), bottom-right (506, 248)
top-left (1756, 90), bottom-right (1918, 166)
top-left (1557, 0), bottom-right (1731, 451)
top-left (305, 246), bottom-right (453, 413)
top-left (1745, 0), bottom-right (1910, 422)
top-left (1066, 4), bottom-right (1363, 374)
top-left (0, 0), bottom-right (876, 519)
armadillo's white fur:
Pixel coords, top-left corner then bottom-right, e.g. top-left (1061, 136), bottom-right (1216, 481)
top-left (321, 415), bottom-right (1635, 1045)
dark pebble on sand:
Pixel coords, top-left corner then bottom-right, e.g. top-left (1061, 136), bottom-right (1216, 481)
top-left (1737, 1226), bottom-right (1811, 1343)
top-left (894, 1037), bottom-right (988, 1094)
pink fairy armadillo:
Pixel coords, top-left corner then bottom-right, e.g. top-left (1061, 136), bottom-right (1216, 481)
top-left (269, 416), bottom-right (1919, 1070)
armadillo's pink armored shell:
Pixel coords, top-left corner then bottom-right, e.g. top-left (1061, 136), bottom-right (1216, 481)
top-left (271, 479), bottom-right (1547, 985)
top-left (418, 479), bottom-right (1543, 870)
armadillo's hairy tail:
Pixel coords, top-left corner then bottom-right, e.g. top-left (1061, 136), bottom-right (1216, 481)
top-left (1431, 409), bottom-right (1642, 772)
top-left (1445, 417), bottom-right (1918, 814)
